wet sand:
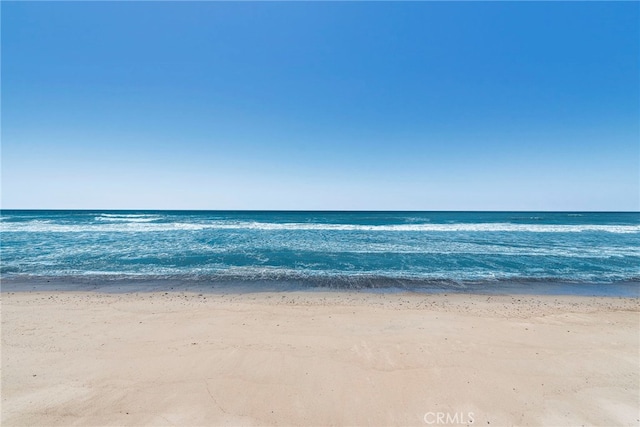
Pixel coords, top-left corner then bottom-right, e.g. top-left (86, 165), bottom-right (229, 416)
top-left (2, 290), bottom-right (639, 426)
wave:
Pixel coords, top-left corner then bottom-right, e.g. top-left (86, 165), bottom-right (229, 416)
top-left (2, 220), bottom-right (639, 234)
top-left (99, 213), bottom-right (160, 218)
top-left (2, 269), bottom-right (639, 290)
top-left (95, 214), bottom-right (162, 223)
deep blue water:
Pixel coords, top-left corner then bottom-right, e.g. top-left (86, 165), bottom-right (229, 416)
top-left (1, 211), bottom-right (639, 293)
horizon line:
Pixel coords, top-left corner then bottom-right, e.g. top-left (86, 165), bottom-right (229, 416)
top-left (1, 209), bottom-right (639, 214)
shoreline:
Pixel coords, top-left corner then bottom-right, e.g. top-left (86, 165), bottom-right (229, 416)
top-left (2, 289), bottom-right (639, 426)
top-left (2, 276), bottom-right (639, 297)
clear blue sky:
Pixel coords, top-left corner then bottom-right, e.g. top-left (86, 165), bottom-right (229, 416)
top-left (2, 2), bottom-right (638, 210)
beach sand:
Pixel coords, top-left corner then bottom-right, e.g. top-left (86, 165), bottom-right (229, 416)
top-left (2, 290), bottom-right (638, 426)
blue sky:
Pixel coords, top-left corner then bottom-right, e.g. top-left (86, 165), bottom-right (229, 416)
top-left (2, 2), bottom-right (638, 210)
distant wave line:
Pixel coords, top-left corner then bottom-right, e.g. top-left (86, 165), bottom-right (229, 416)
top-left (2, 221), bottom-right (640, 233)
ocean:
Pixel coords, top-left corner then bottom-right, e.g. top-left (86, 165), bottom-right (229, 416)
top-left (1, 210), bottom-right (639, 295)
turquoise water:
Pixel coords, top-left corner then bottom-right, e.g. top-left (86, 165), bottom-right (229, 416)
top-left (1, 211), bottom-right (639, 293)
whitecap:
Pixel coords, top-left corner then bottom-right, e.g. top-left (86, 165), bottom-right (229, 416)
top-left (2, 220), bottom-right (639, 234)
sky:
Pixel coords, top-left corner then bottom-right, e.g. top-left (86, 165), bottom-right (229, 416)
top-left (2, 2), bottom-right (638, 211)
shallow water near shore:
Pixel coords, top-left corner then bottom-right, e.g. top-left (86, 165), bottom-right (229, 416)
top-left (2, 276), bottom-right (639, 298)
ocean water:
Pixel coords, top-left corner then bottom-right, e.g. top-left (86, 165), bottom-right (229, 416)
top-left (1, 211), bottom-right (639, 294)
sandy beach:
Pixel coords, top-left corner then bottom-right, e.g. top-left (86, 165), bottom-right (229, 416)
top-left (1, 290), bottom-right (638, 426)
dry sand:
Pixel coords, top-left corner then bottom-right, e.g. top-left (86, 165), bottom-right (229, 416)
top-left (1, 290), bottom-right (639, 426)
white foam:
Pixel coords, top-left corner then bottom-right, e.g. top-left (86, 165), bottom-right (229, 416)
top-left (218, 222), bottom-right (640, 233)
top-left (95, 214), bottom-right (162, 223)
top-left (95, 217), bottom-right (160, 223)
top-left (1, 221), bottom-right (639, 234)
top-left (99, 213), bottom-right (159, 218)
